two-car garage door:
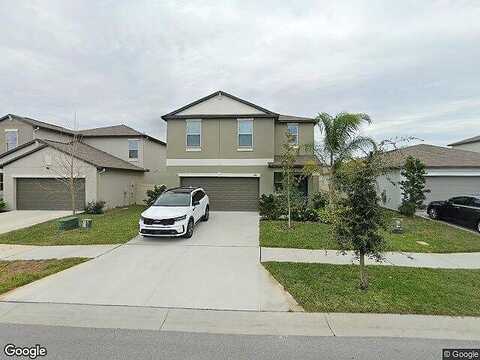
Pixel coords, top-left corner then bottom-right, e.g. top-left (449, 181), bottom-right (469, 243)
top-left (180, 177), bottom-right (259, 211)
top-left (16, 178), bottom-right (86, 210)
top-left (426, 176), bottom-right (480, 203)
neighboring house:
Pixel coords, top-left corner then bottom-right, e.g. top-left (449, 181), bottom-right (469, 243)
top-left (162, 90), bottom-right (320, 211)
top-left (449, 134), bottom-right (480, 153)
top-left (0, 114), bottom-right (166, 210)
top-left (377, 144), bottom-right (480, 210)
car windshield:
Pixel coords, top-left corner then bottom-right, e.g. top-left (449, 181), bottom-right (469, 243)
top-left (153, 192), bottom-right (191, 207)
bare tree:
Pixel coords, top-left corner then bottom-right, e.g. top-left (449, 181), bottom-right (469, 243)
top-left (41, 113), bottom-right (87, 215)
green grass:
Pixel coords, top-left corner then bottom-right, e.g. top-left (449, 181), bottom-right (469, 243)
top-left (0, 258), bottom-right (88, 295)
top-left (264, 262), bottom-right (480, 316)
top-left (0, 206), bottom-right (145, 246)
top-left (260, 213), bottom-right (480, 253)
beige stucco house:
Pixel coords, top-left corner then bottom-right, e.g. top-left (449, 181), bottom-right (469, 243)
top-left (377, 144), bottom-right (480, 210)
top-left (0, 114), bottom-right (166, 210)
top-left (162, 91), bottom-right (320, 211)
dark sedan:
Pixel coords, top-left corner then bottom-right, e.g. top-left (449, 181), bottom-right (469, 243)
top-left (427, 195), bottom-right (480, 232)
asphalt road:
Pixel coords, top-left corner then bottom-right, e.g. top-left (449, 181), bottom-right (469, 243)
top-left (1, 323), bottom-right (478, 360)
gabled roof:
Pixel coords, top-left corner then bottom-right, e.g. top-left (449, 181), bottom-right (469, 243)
top-left (1, 139), bottom-right (147, 172)
top-left (162, 90), bottom-right (278, 120)
top-left (448, 135), bottom-right (480, 147)
top-left (0, 114), bottom-right (74, 135)
top-left (162, 91), bottom-right (317, 123)
top-left (382, 144), bottom-right (480, 168)
top-left (0, 114), bottom-right (165, 145)
top-left (79, 124), bottom-right (166, 145)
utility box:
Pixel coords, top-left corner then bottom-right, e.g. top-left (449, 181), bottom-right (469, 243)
top-left (58, 217), bottom-right (79, 231)
top-left (82, 219), bottom-right (93, 229)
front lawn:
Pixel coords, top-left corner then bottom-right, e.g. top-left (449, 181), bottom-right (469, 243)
top-left (264, 262), bottom-right (480, 316)
top-left (260, 214), bottom-right (480, 253)
top-left (0, 206), bottom-right (145, 246)
top-left (0, 258), bottom-right (88, 295)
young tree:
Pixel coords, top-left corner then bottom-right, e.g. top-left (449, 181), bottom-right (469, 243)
top-left (279, 133), bottom-right (301, 228)
top-left (332, 150), bottom-right (387, 290)
top-left (43, 132), bottom-right (86, 215)
top-left (399, 156), bottom-right (429, 209)
top-left (312, 112), bottom-right (376, 200)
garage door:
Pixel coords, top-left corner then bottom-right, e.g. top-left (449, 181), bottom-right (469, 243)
top-left (426, 176), bottom-right (480, 203)
top-left (16, 178), bottom-right (86, 210)
top-left (180, 177), bottom-right (259, 211)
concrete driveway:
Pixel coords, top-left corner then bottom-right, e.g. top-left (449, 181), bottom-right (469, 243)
top-left (0, 210), bottom-right (72, 234)
top-left (1, 212), bottom-right (296, 311)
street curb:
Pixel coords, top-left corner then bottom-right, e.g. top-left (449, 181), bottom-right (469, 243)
top-left (0, 302), bottom-right (478, 340)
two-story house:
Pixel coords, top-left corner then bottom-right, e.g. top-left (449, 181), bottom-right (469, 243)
top-left (162, 91), bottom-right (320, 211)
top-left (0, 114), bottom-right (166, 210)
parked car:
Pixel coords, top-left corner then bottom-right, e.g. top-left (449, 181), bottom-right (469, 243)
top-left (139, 187), bottom-right (209, 238)
top-left (427, 195), bottom-right (480, 232)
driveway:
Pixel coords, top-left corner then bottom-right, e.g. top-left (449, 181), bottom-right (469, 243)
top-left (1, 212), bottom-right (296, 311)
top-left (0, 210), bottom-right (72, 234)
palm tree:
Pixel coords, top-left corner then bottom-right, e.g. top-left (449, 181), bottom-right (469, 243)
top-left (315, 112), bottom-right (376, 198)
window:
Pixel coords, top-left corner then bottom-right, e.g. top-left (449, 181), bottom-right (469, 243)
top-left (193, 190), bottom-right (205, 203)
top-left (0, 173), bottom-right (3, 192)
top-left (473, 199), bottom-right (480, 208)
top-left (273, 172), bottom-right (309, 196)
top-left (154, 192), bottom-right (191, 207)
top-left (5, 130), bottom-right (17, 151)
top-left (450, 197), bottom-right (472, 206)
top-left (238, 119), bottom-right (253, 148)
top-left (186, 120), bottom-right (201, 149)
top-left (128, 139), bottom-right (139, 160)
top-left (287, 123), bottom-right (299, 145)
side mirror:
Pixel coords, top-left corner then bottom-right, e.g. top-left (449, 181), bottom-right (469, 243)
top-left (193, 200), bottom-right (200, 206)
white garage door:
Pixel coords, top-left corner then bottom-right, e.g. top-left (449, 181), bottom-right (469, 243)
top-left (426, 176), bottom-right (480, 203)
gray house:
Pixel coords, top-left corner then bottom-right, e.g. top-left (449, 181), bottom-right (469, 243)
top-left (0, 114), bottom-right (166, 210)
top-left (377, 144), bottom-right (480, 210)
top-left (162, 90), bottom-right (320, 211)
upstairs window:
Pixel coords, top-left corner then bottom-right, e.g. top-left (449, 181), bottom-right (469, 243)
top-left (238, 119), bottom-right (253, 148)
top-left (128, 139), bottom-right (140, 160)
top-left (186, 119), bottom-right (201, 148)
top-left (287, 123), bottom-right (299, 145)
top-left (5, 129), bottom-right (18, 151)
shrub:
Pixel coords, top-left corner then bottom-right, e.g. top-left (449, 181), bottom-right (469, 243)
top-left (259, 194), bottom-right (281, 220)
top-left (85, 200), bottom-right (106, 214)
top-left (144, 185), bottom-right (167, 206)
top-left (398, 202), bottom-right (416, 217)
top-left (317, 206), bottom-right (333, 224)
top-left (293, 206), bottom-right (319, 222)
top-left (0, 199), bottom-right (6, 212)
top-left (310, 192), bottom-right (328, 209)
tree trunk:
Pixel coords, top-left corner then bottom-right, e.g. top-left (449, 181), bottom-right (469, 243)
top-left (328, 152), bottom-right (336, 202)
top-left (71, 178), bottom-right (76, 216)
top-left (359, 251), bottom-right (368, 290)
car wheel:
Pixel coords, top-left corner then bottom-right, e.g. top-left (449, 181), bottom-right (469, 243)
top-left (202, 205), bottom-right (209, 222)
top-left (184, 218), bottom-right (194, 238)
top-left (428, 208), bottom-right (439, 220)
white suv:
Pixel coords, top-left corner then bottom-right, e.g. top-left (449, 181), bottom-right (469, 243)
top-left (139, 187), bottom-right (209, 238)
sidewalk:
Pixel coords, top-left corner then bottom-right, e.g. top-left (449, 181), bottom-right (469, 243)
top-left (0, 301), bottom-right (478, 340)
top-left (261, 247), bottom-right (480, 269)
top-left (0, 244), bottom-right (120, 260)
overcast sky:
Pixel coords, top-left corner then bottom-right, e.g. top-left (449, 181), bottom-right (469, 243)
top-left (0, 0), bottom-right (478, 145)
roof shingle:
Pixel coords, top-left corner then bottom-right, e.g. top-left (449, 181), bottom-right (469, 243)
top-left (40, 139), bottom-right (146, 172)
top-left (383, 144), bottom-right (480, 168)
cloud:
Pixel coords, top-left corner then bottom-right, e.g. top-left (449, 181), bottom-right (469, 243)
top-left (0, 0), bottom-right (478, 144)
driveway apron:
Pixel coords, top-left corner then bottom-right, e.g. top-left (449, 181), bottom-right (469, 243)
top-left (1, 212), bottom-right (295, 311)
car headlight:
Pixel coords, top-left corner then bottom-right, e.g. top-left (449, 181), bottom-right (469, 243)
top-left (173, 215), bottom-right (187, 222)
